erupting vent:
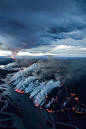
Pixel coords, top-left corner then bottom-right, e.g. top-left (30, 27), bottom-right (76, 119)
top-left (11, 50), bottom-right (19, 59)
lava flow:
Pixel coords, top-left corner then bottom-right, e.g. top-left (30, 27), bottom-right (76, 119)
top-left (9, 79), bottom-right (86, 114)
top-left (15, 89), bottom-right (25, 93)
top-left (8, 62), bottom-right (86, 115)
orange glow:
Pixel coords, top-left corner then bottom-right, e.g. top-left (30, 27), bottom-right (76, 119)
top-left (9, 83), bottom-right (86, 115)
top-left (72, 107), bottom-right (75, 110)
top-left (46, 109), bottom-right (55, 113)
top-left (61, 109), bottom-right (64, 111)
top-left (15, 89), bottom-right (24, 93)
top-left (70, 93), bottom-right (76, 97)
top-left (75, 97), bottom-right (78, 101)
top-left (15, 89), bottom-right (19, 92)
top-left (75, 110), bottom-right (86, 114)
top-left (35, 104), bottom-right (39, 107)
top-left (75, 110), bottom-right (82, 114)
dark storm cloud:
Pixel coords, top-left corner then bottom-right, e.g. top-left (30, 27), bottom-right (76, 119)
top-left (48, 22), bottom-right (85, 34)
top-left (0, 0), bottom-right (86, 50)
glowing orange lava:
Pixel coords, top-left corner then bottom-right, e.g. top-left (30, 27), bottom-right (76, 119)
top-left (75, 97), bottom-right (78, 101)
top-left (46, 109), bottom-right (55, 113)
top-left (70, 93), bottom-right (76, 97)
top-left (35, 104), bottom-right (39, 107)
top-left (72, 107), bottom-right (75, 110)
top-left (15, 89), bottom-right (24, 93)
top-left (9, 82), bottom-right (86, 115)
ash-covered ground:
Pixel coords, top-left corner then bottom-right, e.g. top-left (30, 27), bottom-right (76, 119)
top-left (0, 57), bottom-right (86, 129)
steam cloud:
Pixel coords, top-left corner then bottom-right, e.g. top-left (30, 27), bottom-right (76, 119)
top-left (9, 62), bottom-right (61, 107)
top-left (4, 58), bottom-right (86, 113)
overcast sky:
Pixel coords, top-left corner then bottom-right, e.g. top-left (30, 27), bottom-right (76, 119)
top-left (0, 0), bottom-right (86, 57)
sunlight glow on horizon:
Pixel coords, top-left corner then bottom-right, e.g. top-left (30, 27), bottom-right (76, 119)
top-left (0, 45), bottom-right (86, 57)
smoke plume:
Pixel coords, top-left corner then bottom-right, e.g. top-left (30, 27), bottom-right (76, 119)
top-left (5, 58), bottom-right (86, 113)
